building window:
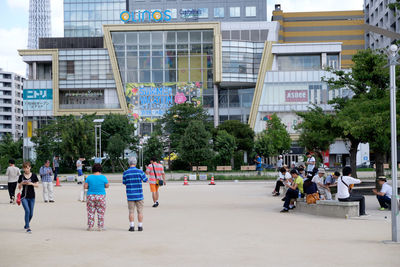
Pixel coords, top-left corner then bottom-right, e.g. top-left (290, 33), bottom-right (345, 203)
top-left (327, 54), bottom-right (339, 69)
top-left (245, 6), bottom-right (256, 17)
top-left (277, 55), bottom-right (321, 71)
top-left (214, 7), bottom-right (224, 18)
top-left (230, 7), bottom-right (240, 18)
top-left (198, 8), bottom-right (208, 18)
top-left (66, 60), bottom-right (75, 74)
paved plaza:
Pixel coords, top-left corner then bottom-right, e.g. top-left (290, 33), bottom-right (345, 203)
top-left (0, 181), bottom-right (399, 267)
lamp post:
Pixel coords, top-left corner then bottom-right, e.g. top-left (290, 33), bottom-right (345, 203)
top-left (388, 44), bottom-right (399, 242)
top-left (93, 119), bottom-right (104, 163)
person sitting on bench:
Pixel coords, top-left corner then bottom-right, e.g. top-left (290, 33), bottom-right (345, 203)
top-left (337, 166), bottom-right (366, 216)
top-left (272, 167), bottom-right (291, 196)
top-left (280, 169), bottom-right (303, 213)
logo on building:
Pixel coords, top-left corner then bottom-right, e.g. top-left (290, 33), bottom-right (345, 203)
top-left (285, 90), bottom-right (308, 102)
top-left (120, 10), bottom-right (172, 23)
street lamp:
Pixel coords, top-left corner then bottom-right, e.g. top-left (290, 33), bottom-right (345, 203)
top-left (93, 119), bottom-right (104, 163)
top-left (388, 44), bottom-right (399, 243)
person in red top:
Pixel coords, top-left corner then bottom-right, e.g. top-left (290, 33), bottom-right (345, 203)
top-left (145, 157), bottom-right (166, 207)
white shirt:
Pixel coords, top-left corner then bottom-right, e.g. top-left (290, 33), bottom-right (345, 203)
top-left (312, 175), bottom-right (325, 187)
top-left (306, 157), bottom-right (315, 172)
top-left (277, 159), bottom-right (283, 168)
top-left (380, 182), bottom-right (392, 199)
top-left (277, 172), bottom-right (291, 181)
top-left (337, 176), bottom-right (361, 199)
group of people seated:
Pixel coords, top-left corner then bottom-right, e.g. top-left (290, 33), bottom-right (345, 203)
top-left (272, 162), bottom-right (394, 215)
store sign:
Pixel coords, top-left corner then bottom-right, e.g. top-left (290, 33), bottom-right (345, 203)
top-left (285, 90), bottom-right (308, 102)
top-left (23, 89), bottom-right (53, 111)
top-left (120, 10), bottom-right (172, 23)
top-left (23, 89), bottom-right (52, 100)
top-left (180, 9), bottom-right (202, 19)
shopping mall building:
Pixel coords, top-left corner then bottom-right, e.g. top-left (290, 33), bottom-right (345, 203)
top-left (19, 1), bottom-right (369, 167)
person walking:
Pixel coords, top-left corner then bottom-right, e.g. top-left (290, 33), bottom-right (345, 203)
top-left (53, 156), bottom-right (60, 181)
top-left (6, 159), bottom-right (20, 204)
top-left (337, 166), bottom-right (366, 216)
top-left (39, 160), bottom-right (55, 203)
top-left (123, 157), bottom-right (148, 232)
top-left (372, 176), bottom-right (392, 210)
top-left (146, 157), bottom-right (166, 208)
top-left (76, 157), bottom-right (85, 184)
top-left (254, 155), bottom-right (262, 175)
top-left (17, 162), bottom-right (39, 233)
top-left (84, 163), bottom-right (109, 231)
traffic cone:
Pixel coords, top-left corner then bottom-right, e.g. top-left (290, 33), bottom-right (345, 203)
top-left (183, 176), bottom-right (189, 185)
top-left (55, 177), bottom-right (61, 187)
top-left (209, 176), bottom-right (215, 185)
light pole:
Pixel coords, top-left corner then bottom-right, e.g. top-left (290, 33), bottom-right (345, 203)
top-left (93, 119), bottom-right (104, 163)
top-left (388, 44), bottom-right (399, 243)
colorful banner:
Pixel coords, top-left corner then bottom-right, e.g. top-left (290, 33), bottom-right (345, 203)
top-left (125, 82), bottom-right (202, 122)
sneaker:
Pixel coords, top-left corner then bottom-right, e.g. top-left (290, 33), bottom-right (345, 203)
top-left (49, 200), bottom-right (55, 203)
top-left (44, 200), bottom-right (48, 203)
top-left (152, 202), bottom-right (159, 208)
top-left (129, 227), bottom-right (135, 232)
top-left (26, 229), bottom-right (32, 234)
top-left (281, 197), bottom-right (286, 202)
top-left (379, 207), bottom-right (386, 211)
top-left (138, 226), bottom-right (143, 232)
top-left (280, 209), bottom-right (289, 213)
top-left (10, 200), bottom-right (13, 204)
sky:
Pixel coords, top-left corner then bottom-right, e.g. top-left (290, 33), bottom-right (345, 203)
top-left (0, 0), bottom-right (364, 77)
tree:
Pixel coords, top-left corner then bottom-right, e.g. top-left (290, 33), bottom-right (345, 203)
top-left (296, 106), bottom-right (338, 165)
top-left (214, 130), bottom-right (236, 166)
top-left (324, 49), bottom-right (392, 177)
top-left (217, 120), bottom-right (255, 153)
top-left (0, 134), bottom-right (23, 172)
top-left (254, 114), bottom-right (291, 158)
top-left (143, 133), bottom-right (164, 166)
top-left (178, 120), bottom-right (212, 171)
top-left (106, 134), bottom-right (127, 173)
top-left (101, 113), bottom-right (137, 153)
top-left (159, 103), bottom-right (211, 152)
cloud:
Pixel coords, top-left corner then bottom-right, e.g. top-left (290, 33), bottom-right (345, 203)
top-left (7, 0), bottom-right (29, 11)
top-left (0, 27), bottom-right (28, 76)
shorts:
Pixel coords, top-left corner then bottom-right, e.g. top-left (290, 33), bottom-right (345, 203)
top-left (77, 169), bottom-right (83, 176)
top-left (128, 200), bottom-right (144, 214)
top-left (150, 183), bottom-right (159, 193)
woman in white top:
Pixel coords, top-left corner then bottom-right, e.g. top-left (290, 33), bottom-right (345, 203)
top-left (337, 166), bottom-right (366, 216)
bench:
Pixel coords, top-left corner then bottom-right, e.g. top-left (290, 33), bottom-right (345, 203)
top-left (297, 200), bottom-right (359, 218)
top-left (216, 166), bottom-right (232, 171)
top-left (192, 166), bottom-right (208, 172)
top-left (240, 165), bottom-right (256, 171)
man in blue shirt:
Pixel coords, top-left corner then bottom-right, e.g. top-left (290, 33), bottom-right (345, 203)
top-left (123, 157), bottom-right (148, 232)
top-left (39, 160), bottom-right (54, 203)
top-left (254, 155), bottom-right (262, 175)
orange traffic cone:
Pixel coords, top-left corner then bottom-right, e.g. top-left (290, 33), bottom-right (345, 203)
top-left (209, 176), bottom-right (215, 185)
top-left (183, 176), bottom-right (189, 185)
top-left (55, 177), bottom-right (61, 187)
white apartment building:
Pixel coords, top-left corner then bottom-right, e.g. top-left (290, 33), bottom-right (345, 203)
top-left (0, 68), bottom-right (24, 140)
top-left (365, 0), bottom-right (400, 49)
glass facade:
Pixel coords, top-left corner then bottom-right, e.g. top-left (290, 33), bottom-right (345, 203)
top-left (222, 41), bottom-right (264, 83)
top-left (277, 55), bottom-right (321, 71)
top-left (64, 0), bottom-right (125, 37)
top-left (111, 30), bottom-right (214, 129)
top-left (58, 49), bottom-right (120, 109)
top-left (218, 88), bottom-right (254, 123)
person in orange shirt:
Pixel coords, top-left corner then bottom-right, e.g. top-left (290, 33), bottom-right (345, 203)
top-left (146, 157), bottom-right (166, 207)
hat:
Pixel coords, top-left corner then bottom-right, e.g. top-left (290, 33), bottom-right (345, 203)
top-left (377, 176), bottom-right (387, 181)
top-left (318, 168), bottom-right (326, 174)
top-left (279, 155), bottom-right (283, 158)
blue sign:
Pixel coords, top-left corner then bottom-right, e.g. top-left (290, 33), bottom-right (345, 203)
top-left (23, 89), bottom-right (53, 100)
top-left (363, 156), bottom-right (368, 161)
top-left (120, 10), bottom-right (172, 23)
top-left (139, 86), bottom-right (173, 117)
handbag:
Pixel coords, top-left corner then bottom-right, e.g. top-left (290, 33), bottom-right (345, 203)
top-left (152, 163), bottom-right (163, 186)
top-left (306, 192), bottom-right (320, 204)
top-left (16, 192), bottom-right (21, 205)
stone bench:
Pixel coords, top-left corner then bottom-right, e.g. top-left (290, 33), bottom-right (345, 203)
top-left (216, 166), bottom-right (232, 171)
top-left (297, 200), bottom-right (359, 218)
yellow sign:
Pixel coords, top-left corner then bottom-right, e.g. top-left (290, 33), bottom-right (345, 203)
top-left (27, 121), bottom-right (33, 138)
